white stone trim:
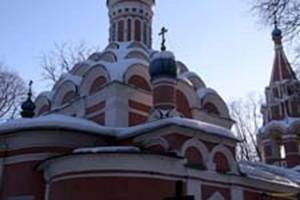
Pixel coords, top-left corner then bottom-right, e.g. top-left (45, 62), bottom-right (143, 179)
top-left (208, 192), bottom-right (224, 200)
top-left (207, 144), bottom-right (238, 174)
top-left (231, 186), bottom-right (244, 200)
top-left (4, 153), bottom-right (59, 165)
top-left (142, 137), bottom-right (170, 151)
top-left (187, 179), bottom-right (201, 200)
top-left (40, 153), bottom-right (299, 193)
top-left (180, 138), bottom-right (209, 165)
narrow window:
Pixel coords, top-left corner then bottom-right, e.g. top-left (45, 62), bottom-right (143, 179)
top-left (280, 144), bottom-right (286, 159)
top-left (117, 20), bottom-right (125, 42)
top-left (134, 19), bottom-right (141, 42)
top-left (143, 22), bottom-right (147, 45)
top-left (127, 19), bottom-right (132, 41)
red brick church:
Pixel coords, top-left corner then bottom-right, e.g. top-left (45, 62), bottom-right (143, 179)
top-left (0, 0), bottom-right (299, 199)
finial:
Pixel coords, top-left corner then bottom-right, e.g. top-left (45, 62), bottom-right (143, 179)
top-left (271, 0), bottom-right (282, 38)
top-left (21, 80), bottom-right (35, 118)
top-left (159, 27), bottom-right (168, 51)
top-left (28, 80), bottom-right (33, 98)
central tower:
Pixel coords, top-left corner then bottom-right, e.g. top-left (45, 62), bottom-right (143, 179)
top-left (107, 0), bottom-right (155, 48)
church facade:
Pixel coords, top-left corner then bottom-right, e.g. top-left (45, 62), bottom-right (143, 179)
top-left (0, 0), bottom-right (299, 200)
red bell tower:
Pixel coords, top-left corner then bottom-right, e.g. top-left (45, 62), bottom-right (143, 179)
top-left (259, 23), bottom-right (300, 169)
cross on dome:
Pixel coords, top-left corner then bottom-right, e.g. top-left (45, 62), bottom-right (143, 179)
top-left (159, 26), bottom-right (168, 51)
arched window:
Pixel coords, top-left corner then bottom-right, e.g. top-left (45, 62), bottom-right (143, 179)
top-left (213, 152), bottom-right (230, 173)
top-left (143, 21), bottom-right (147, 45)
top-left (89, 76), bottom-right (107, 94)
top-left (203, 102), bottom-right (220, 115)
top-left (127, 19), bottom-right (132, 41)
top-left (185, 147), bottom-right (205, 169)
top-left (271, 135), bottom-right (285, 160)
top-left (128, 75), bottom-right (151, 92)
top-left (118, 20), bottom-right (125, 42)
top-left (134, 19), bottom-right (141, 42)
top-left (62, 91), bottom-right (76, 105)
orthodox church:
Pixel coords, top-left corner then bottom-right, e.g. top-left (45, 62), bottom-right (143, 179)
top-left (0, 0), bottom-right (300, 200)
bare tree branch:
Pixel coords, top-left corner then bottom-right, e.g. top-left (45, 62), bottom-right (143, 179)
top-left (229, 93), bottom-right (263, 161)
top-left (0, 64), bottom-right (27, 121)
top-left (40, 42), bottom-right (97, 87)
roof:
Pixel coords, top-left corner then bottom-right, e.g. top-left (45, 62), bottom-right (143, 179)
top-left (270, 34), bottom-right (297, 84)
top-left (0, 114), bottom-right (237, 140)
top-left (239, 160), bottom-right (300, 187)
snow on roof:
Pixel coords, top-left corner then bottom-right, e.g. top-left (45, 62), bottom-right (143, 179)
top-left (84, 42), bottom-right (150, 82)
top-left (73, 146), bottom-right (141, 154)
top-left (293, 165), bottom-right (300, 172)
top-left (239, 160), bottom-right (300, 187)
top-left (150, 51), bottom-right (175, 61)
top-left (0, 114), bottom-right (117, 137)
top-left (260, 117), bottom-right (300, 135)
top-left (117, 117), bottom-right (237, 140)
top-left (196, 87), bottom-right (218, 100)
top-left (0, 115), bottom-right (237, 141)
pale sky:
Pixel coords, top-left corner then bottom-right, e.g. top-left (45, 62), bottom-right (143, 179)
top-left (0, 0), bottom-right (283, 102)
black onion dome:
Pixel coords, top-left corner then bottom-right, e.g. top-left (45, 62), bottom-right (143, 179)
top-left (21, 81), bottom-right (36, 118)
top-left (272, 26), bottom-right (282, 38)
top-left (21, 97), bottom-right (36, 118)
top-left (149, 51), bottom-right (178, 80)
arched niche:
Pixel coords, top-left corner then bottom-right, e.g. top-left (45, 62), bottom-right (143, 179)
top-left (177, 80), bottom-right (200, 114)
top-left (181, 138), bottom-right (209, 169)
top-left (126, 50), bottom-right (149, 62)
top-left (80, 64), bottom-right (110, 96)
top-left (52, 81), bottom-right (78, 107)
top-left (124, 64), bottom-right (151, 92)
top-left (35, 93), bottom-right (51, 116)
top-left (98, 51), bottom-right (118, 63)
top-left (200, 93), bottom-right (230, 119)
top-left (208, 144), bottom-right (238, 174)
top-left (181, 71), bottom-right (206, 90)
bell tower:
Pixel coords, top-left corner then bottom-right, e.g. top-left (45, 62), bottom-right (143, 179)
top-left (259, 22), bottom-right (300, 169)
top-left (107, 0), bottom-right (155, 48)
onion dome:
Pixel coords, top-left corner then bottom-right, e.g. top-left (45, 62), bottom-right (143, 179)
top-left (21, 81), bottom-right (36, 118)
top-left (149, 51), bottom-right (178, 80)
top-left (149, 27), bottom-right (178, 80)
top-left (272, 26), bottom-right (282, 38)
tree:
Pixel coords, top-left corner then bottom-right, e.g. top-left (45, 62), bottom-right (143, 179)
top-left (252, 0), bottom-right (300, 39)
top-left (40, 42), bottom-right (97, 86)
top-left (0, 64), bottom-right (27, 121)
top-left (229, 93), bottom-right (263, 161)
top-left (252, 0), bottom-right (300, 65)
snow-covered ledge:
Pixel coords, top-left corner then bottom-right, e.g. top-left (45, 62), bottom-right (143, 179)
top-left (73, 146), bottom-right (141, 154)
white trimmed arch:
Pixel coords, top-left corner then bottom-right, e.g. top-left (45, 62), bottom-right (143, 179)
top-left (52, 80), bottom-right (78, 107)
top-left (35, 93), bottom-right (51, 116)
top-left (125, 50), bottom-right (149, 62)
top-left (201, 93), bottom-right (229, 118)
top-left (208, 144), bottom-right (238, 174)
top-left (80, 64), bottom-right (110, 96)
top-left (177, 80), bottom-right (199, 109)
top-left (98, 51), bottom-right (117, 63)
top-left (180, 138), bottom-right (209, 164)
top-left (143, 137), bottom-right (170, 152)
top-left (123, 63), bottom-right (151, 88)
